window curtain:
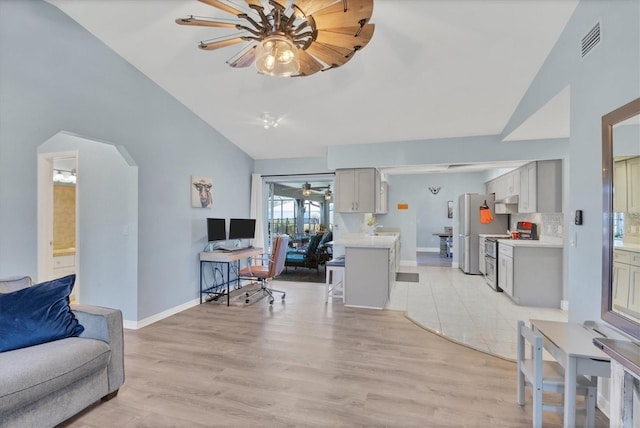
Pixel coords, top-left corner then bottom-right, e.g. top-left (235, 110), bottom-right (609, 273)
top-left (250, 173), bottom-right (265, 251)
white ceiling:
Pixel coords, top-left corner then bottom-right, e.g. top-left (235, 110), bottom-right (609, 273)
top-left (46, 0), bottom-right (577, 163)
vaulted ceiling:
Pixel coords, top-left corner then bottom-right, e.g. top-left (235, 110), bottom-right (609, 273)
top-left (46, 0), bottom-right (577, 161)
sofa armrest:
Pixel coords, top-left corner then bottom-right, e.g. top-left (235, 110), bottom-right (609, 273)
top-left (71, 304), bottom-right (124, 394)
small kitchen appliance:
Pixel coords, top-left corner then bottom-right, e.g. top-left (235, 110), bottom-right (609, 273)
top-left (516, 221), bottom-right (538, 240)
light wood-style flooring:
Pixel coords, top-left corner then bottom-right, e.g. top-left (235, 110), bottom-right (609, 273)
top-left (60, 282), bottom-right (607, 427)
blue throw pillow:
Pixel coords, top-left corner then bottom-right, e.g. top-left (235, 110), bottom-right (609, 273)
top-left (0, 274), bottom-right (84, 352)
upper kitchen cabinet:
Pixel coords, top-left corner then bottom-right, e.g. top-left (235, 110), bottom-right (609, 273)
top-left (533, 160), bottom-right (563, 213)
top-left (335, 168), bottom-right (387, 214)
top-left (487, 160), bottom-right (563, 214)
top-left (614, 160), bottom-right (629, 212)
top-left (613, 156), bottom-right (640, 213)
top-left (493, 169), bottom-right (520, 201)
top-left (626, 157), bottom-right (640, 213)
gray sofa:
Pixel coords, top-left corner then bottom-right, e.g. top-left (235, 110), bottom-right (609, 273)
top-left (0, 276), bottom-right (125, 428)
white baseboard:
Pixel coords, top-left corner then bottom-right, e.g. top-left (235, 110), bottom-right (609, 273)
top-left (417, 247), bottom-right (439, 253)
top-left (400, 260), bottom-right (418, 267)
top-left (560, 300), bottom-right (569, 311)
top-left (451, 262), bottom-right (459, 269)
top-left (123, 298), bottom-right (200, 330)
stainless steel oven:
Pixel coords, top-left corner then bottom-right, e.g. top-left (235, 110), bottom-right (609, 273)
top-left (484, 238), bottom-right (500, 291)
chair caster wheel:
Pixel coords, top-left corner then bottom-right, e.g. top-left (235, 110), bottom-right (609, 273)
top-left (245, 299), bottom-right (250, 304)
top-left (269, 300), bottom-right (274, 305)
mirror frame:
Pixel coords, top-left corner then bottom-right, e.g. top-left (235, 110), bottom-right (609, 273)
top-left (601, 97), bottom-right (640, 339)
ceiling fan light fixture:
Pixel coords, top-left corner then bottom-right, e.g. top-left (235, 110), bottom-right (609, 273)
top-left (325, 189), bottom-right (332, 201)
top-left (302, 182), bottom-right (312, 196)
top-left (255, 35), bottom-right (300, 77)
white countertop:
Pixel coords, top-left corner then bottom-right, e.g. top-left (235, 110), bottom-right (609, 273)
top-left (614, 241), bottom-right (640, 253)
top-left (479, 234), bottom-right (511, 238)
top-left (497, 239), bottom-right (563, 249)
top-left (333, 233), bottom-right (399, 249)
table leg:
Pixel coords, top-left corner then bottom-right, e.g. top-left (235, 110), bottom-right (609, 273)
top-left (564, 356), bottom-right (577, 428)
top-left (199, 261), bottom-right (203, 304)
top-left (226, 261), bottom-right (230, 306)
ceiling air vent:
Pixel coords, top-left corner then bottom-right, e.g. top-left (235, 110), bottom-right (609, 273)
top-left (581, 21), bottom-right (601, 59)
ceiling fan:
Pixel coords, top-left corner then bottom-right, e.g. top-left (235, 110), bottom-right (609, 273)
top-left (176, 0), bottom-right (375, 77)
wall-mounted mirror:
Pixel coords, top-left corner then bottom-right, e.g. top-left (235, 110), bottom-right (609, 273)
top-left (602, 97), bottom-right (640, 339)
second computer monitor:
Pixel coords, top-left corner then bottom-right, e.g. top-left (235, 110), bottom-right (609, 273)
top-left (228, 218), bottom-right (256, 240)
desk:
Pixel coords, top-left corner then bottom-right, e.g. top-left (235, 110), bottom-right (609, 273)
top-left (432, 233), bottom-right (452, 257)
top-left (531, 319), bottom-right (611, 428)
top-left (199, 248), bottom-right (263, 305)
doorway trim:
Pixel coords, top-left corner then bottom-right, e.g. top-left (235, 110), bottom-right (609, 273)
top-left (37, 150), bottom-right (79, 295)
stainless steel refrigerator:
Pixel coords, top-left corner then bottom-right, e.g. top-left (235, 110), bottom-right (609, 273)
top-left (458, 193), bottom-right (508, 274)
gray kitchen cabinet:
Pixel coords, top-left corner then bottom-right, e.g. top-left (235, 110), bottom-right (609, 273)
top-left (488, 160), bottom-right (562, 213)
top-left (498, 242), bottom-right (562, 308)
top-left (536, 160), bottom-right (563, 213)
top-left (479, 236), bottom-right (486, 275)
top-left (518, 162), bottom-right (537, 213)
top-left (613, 156), bottom-right (640, 213)
top-left (345, 246), bottom-right (391, 309)
top-left (519, 160), bottom-right (563, 213)
top-left (614, 160), bottom-right (628, 212)
top-left (335, 168), bottom-right (385, 213)
top-left (612, 248), bottom-right (640, 315)
top-left (492, 169), bottom-right (520, 201)
top-left (626, 157), bottom-right (640, 213)
top-left (498, 244), bottom-right (513, 296)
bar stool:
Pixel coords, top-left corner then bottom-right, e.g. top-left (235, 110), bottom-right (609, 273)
top-left (325, 256), bottom-right (345, 303)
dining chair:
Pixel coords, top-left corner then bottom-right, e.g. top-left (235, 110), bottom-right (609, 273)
top-left (239, 235), bottom-right (289, 305)
top-left (516, 320), bottom-right (597, 428)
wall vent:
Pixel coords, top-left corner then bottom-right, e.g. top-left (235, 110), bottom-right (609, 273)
top-left (581, 21), bottom-right (601, 59)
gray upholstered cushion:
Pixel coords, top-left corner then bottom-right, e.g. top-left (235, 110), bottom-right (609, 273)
top-left (0, 337), bottom-right (110, 415)
top-left (0, 276), bottom-right (32, 294)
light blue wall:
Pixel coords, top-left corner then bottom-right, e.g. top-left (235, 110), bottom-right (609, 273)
top-left (0, 1), bottom-right (254, 321)
top-left (39, 133), bottom-right (139, 319)
top-left (254, 156), bottom-right (331, 175)
top-left (327, 135), bottom-right (569, 170)
top-left (383, 173), bottom-right (487, 263)
top-left (509, 0), bottom-right (640, 323)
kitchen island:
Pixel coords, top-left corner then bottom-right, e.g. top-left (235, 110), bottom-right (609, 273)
top-left (333, 232), bottom-right (400, 309)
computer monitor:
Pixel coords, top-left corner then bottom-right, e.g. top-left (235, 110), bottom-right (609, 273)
top-left (207, 218), bottom-right (226, 242)
top-left (228, 218), bottom-right (256, 240)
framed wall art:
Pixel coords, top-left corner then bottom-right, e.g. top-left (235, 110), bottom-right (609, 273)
top-left (192, 176), bottom-right (213, 208)
top-left (447, 200), bottom-right (453, 218)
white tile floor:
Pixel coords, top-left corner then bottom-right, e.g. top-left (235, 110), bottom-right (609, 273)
top-left (388, 264), bottom-right (568, 360)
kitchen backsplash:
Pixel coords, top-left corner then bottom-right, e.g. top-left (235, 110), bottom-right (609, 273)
top-left (510, 213), bottom-right (564, 239)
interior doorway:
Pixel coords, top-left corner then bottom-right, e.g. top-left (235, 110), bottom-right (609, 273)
top-left (261, 174), bottom-right (334, 283)
top-left (37, 151), bottom-right (79, 299)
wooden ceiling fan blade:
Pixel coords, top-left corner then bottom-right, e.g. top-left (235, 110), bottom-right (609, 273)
top-left (243, 0), bottom-right (263, 8)
top-left (312, 1), bottom-right (373, 30)
top-left (318, 24), bottom-right (371, 37)
top-left (175, 17), bottom-right (239, 29)
top-left (312, 0), bottom-right (372, 17)
top-left (199, 37), bottom-right (246, 50)
top-left (297, 49), bottom-right (325, 76)
top-left (305, 42), bottom-right (351, 67)
top-left (315, 24), bottom-right (374, 50)
top-left (228, 45), bottom-right (257, 68)
top-left (294, 0), bottom-right (340, 16)
top-left (198, 0), bottom-right (244, 16)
